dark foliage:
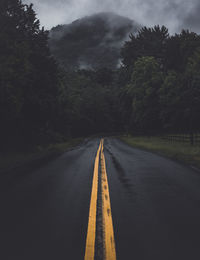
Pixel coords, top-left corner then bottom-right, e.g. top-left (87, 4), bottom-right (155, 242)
top-left (121, 26), bottom-right (200, 134)
top-left (0, 0), bottom-right (59, 149)
top-left (1, 1), bottom-right (200, 152)
top-left (121, 26), bottom-right (169, 70)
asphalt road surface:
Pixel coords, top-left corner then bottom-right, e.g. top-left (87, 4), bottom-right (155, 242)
top-left (1, 138), bottom-right (200, 260)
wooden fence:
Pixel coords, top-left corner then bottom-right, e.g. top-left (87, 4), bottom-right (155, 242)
top-left (162, 133), bottom-right (200, 145)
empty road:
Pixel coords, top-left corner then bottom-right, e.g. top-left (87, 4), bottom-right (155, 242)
top-left (1, 138), bottom-right (200, 259)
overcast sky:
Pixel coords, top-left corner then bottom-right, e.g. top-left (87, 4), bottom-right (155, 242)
top-left (23, 0), bottom-right (200, 33)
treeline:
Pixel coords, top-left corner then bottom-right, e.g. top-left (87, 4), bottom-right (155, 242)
top-left (120, 26), bottom-right (200, 134)
top-left (0, 0), bottom-right (121, 150)
top-left (0, 0), bottom-right (60, 150)
top-left (1, 1), bottom-right (200, 151)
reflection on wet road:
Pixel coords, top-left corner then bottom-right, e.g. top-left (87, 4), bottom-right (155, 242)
top-left (1, 137), bottom-right (200, 260)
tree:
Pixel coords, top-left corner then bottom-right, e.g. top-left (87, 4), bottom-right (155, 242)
top-left (0, 0), bottom-right (60, 148)
top-left (159, 71), bottom-right (185, 131)
top-left (58, 70), bottom-right (121, 137)
top-left (165, 30), bottom-right (200, 72)
top-left (126, 57), bottom-right (163, 133)
top-left (159, 48), bottom-right (200, 133)
top-left (184, 48), bottom-right (200, 131)
top-left (121, 26), bottom-right (169, 70)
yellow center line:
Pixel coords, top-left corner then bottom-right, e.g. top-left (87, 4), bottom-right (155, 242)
top-left (84, 140), bottom-right (102, 260)
top-left (84, 139), bottom-right (116, 260)
top-left (101, 139), bottom-right (117, 260)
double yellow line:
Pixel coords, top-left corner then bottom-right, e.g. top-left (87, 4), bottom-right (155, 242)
top-left (84, 139), bottom-right (116, 260)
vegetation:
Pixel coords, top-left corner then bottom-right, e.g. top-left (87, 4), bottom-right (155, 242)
top-left (0, 137), bottom-right (83, 173)
top-left (120, 26), bottom-right (200, 135)
top-left (0, 0), bottom-right (60, 151)
top-left (0, 1), bottom-right (200, 161)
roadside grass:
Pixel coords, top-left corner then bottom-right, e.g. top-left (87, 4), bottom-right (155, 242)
top-left (0, 137), bottom-right (84, 173)
top-left (120, 136), bottom-right (200, 169)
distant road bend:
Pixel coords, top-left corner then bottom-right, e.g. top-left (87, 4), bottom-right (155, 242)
top-left (1, 138), bottom-right (200, 260)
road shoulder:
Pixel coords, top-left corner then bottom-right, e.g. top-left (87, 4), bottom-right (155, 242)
top-left (120, 136), bottom-right (200, 171)
top-left (0, 138), bottom-right (84, 176)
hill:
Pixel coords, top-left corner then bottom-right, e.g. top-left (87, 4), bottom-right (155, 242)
top-left (49, 12), bottom-right (140, 70)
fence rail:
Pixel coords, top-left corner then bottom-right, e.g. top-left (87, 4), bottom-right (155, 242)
top-left (162, 134), bottom-right (200, 145)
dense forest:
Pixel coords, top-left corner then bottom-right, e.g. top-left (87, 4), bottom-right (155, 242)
top-left (1, 0), bottom-right (200, 152)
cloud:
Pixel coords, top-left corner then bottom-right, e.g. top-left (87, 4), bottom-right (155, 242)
top-left (23, 0), bottom-right (200, 33)
top-left (181, 0), bottom-right (200, 32)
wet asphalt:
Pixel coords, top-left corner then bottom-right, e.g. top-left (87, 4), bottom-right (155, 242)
top-left (1, 137), bottom-right (200, 260)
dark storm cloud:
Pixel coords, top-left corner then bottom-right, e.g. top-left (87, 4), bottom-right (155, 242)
top-left (23, 0), bottom-right (200, 33)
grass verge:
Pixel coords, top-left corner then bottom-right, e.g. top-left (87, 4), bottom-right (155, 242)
top-left (0, 137), bottom-right (84, 174)
top-left (120, 136), bottom-right (200, 169)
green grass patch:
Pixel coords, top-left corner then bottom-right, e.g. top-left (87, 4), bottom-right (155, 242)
top-left (120, 136), bottom-right (200, 168)
top-left (0, 137), bottom-right (84, 173)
